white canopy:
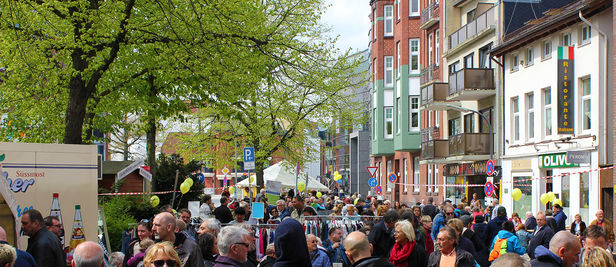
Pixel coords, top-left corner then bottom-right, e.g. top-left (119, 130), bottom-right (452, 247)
top-left (236, 161), bottom-right (328, 191)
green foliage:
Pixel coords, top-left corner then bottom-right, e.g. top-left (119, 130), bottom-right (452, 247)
top-left (155, 154), bottom-right (204, 210)
top-left (100, 195), bottom-right (158, 252)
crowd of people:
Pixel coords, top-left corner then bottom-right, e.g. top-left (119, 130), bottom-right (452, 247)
top-left (2, 190), bottom-right (616, 267)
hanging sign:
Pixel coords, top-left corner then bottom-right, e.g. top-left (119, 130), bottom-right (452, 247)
top-left (557, 46), bottom-right (574, 134)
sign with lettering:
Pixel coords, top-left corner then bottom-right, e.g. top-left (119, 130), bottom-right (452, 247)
top-left (557, 46), bottom-right (574, 134)
top-left (566, 151), bottom-right (590, 164)
top-left (539, 153), bottom-right (579, 168)
top-left (444, 161), bottom-right (488, 176)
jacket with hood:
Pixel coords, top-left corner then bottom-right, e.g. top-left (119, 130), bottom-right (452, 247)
top-left (489, 230), bottom-right (526, 258)
top-left (310, 248), bottom-right (332, 267)
top-left (553, 210), bottom-right (567, 232)
top-left (530, 245), bottom-right (563, 267)
top-left (273, 219), bottom-right (312, 267)
top-left (431, 213), bottom-right (446, 240)
top-left (486, 216), bottom-right (508, 246)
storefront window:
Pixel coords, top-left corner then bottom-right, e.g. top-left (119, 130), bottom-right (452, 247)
top-left (561, 174), bottom-right (570, 225)
top-left (446, 176), bottom-right (465, 203)
top-left (580, 173), bottom-right (590, 224)
top-left (513, 176), bottom-right (532, 218)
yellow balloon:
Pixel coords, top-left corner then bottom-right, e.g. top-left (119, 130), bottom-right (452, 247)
top-left (334, 171), bottom-right (339, 176)
top-left (334, 174), bottom-right (342, 181)
top-left (180, 182), bottom-right (190, 194)
top-left (316, 192), bottom-right (322, 198)
top-left (354, 198), bottom-right (359, 205)
top-left (229, 186), bottom-right (235, 195)
top-left (150, 195), bottom-right (160, 207)
top-left (512, 188), bottom-right (522, 202)
top-left (547, 192), bottom-right (555, 202)
top-left (250, 175), bottom-right (255, 183)
top-left (297, 182), bottom-right (306, 192)
top-left (540, 193), bottom-right (549, 205)
top-left (553, 199), bottom-right (563, 207)
top-left (185, 178), bottom-right (193, 187)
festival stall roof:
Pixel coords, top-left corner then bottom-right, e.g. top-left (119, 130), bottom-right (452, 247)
top-left (236, 161), bottom-right (328, 191)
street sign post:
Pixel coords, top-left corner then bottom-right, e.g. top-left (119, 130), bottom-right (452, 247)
top-left (375, 185), bottom-right (382, 195)
top-left (485, 181), bottom-right (494, 197)
top-left (388, 173), bottom-right (397, 183)
top-left (243, 147), bottom-right (255, 171)
top-left (366, 166), bottom-right (378, 178)
top-left (486, 159), bottom-right (495, 176)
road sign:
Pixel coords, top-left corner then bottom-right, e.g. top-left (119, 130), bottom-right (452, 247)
top-left (388, 172), bottom-right (397, 183)
top-left (196, 173), bottom-right (205, 183)
top-left (486, 159), bottom-right (495, 176)
top-left (222, 167), bottom-right (230, 175)
top-left (375, 185), bottom-right (382, 195)
top-left (366, 166), bottom-right (378, 178)
top-left (485, 181), bottom-right (494, 197)
top-left (368, 178), bottom-right (378, 187)
top-left (243, 147), bottom-right (255, 170)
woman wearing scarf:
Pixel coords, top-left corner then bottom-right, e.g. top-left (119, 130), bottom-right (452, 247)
top-left (389, 220), bottom-right (427, 267)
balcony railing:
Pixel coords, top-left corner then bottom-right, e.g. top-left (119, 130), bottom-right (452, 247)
top-left (420, 82), bottom-right (448, 106)
top-left (421, 139), bottom-right (449, 159)
top-left (420, 2), bottom-right (439, 29)
top-left (420, 126), bottom-right (441, 142)
top-left (448, 6), bottom-right (495, 50)
top-left (420, 64), bottom-right (439, 84)
top-left (448, 133), bottom-right (491, 156)
top-left (448, 68), bottom-right (495, 96)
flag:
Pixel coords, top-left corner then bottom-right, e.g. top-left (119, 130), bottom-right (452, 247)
top-left (558, 46), bottom-right (574, 60)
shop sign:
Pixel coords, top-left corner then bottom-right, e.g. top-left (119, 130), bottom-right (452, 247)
top-left (566, 151), bottom-right (590, 164)
top-left (557, 46), bottom-right (574, 134)
top-left (539, 152), bottom-right (579, 168)
top-left (444, 161), bottom-right (488, 176)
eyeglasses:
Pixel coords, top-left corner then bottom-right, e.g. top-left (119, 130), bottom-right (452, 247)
top-left (52, 224), bottom-right (62, 228)
top-left (153, 260), bottom-right (177, 267)
top-left (446, 212), bottom-right (454, 215)
top-left (234, 242), bottom-right (250, 248)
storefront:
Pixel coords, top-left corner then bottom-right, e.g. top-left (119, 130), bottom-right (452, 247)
top-left (444, 160), bottom-right (500, 206)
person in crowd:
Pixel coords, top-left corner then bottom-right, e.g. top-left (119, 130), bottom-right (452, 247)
top-left (530, 231), bottom-right (580, 267)
top-left (578, 225), bottom-right (616, 264)
top-left (322, 227), bottom-right (349, 266)
top-left (212, 226), bottom-right (250, 267)
top-left (346, 206), bottom-right (360, 221)
top-left (427, 227), bottom-right (476, 267)
top-left (127, 238), bottom-right (154, 267)
top-left (124, 220), bottom-right (153, 266)
top-left (411, 206), bottom-right (421, 220)
top-left (143, 242), bottom-right (182, 267)
top-left (460, 215), bottom-right (487, 267)
top-left (72, 241), bottom-right (105, 267)
top-left (393, 201), bottom-right (401, 211)
top-left (200, 194), bottom-right (215, 220)
top-left (545, 210), bottom-right (558, 233)
top-left (197, 218), bottom-right (221, 237)
top-left (303, 206), bottom-right (318, 217)
top-left (359, 221), bottom-right (374, 236)
top-left (473, 215), bottom-right (489, 248)
top-left (490, 200), bottom-right (502, 221)
top-left (399, 211), bottom-right (425, 252)
top-left (291, 196), bottom-right (306, 223)
top-left (109, 252), bottom-right (125, 267)
top-left (470, 193), bottom-right (482, 211)
top-left (214, 197), bottom-right (234, 224)
top-left (515, 223), bottom-right (532, 250)
top-left (258, 244), bottom-right (276, 267)
top-left (510, 213), bottom-right (522, 228)
top-left (43, 216), bottom-right (64, 240)
top-left (21, 209), bottom-right (65, 267)
top-left (256, 189), bottom-right (266, 203)
top-left (552, 204), bottom-right (567, 232)
top-left (273, 219), bottom-right (311, 267)
top-left (0, 226), bottom-right (36, 267)
top-left (590, 209), bottom-right (614, 246)
top-left (268, 208), bottom-right (281, 224)
top-left (235, 224), bottom-right (258, 267)
top-left (0, 243), bottom-right (16, 267)
top-left (198, 233), bottom-right (218, 267)
top-left (569, 214), bottom-right (586, 237)
top-left (446, 218), bottom-right (478, 260)
top-left (179, 209), bottom-right (197, 239)
top-left (368, 210), bottom-right (399, 258)
top-left (432, 204), bottom-right (456, 241)
top-left (528, 212), bottom-right (555, 259)
top-left (420, 215), bottom-right (434, 256)
top-left (525, 212), bottom-right (537, 232)
top-left (488, 221), bottom-right (526, 263)
top-left (355, 198), bottom-right (366, 215)
top-left (484, 206), bottom-right (493, 222)
top-left (276, 200), bottom-right (290, 220)
top-left (422, 197), bottom-right (438, 220)
top-left (343, 231), bottom-right (393, 267)
top-left (229, 207), bottom-right (246, 225)
top-left (491, 253), bottom-right (531, 267)
top-left (384, 200), bottom-right (392, 211)
top-left (487, 206), bottom-right (509, 247)
top-left (389, 220), bottom-right (427, 267)
top-left (581, 246), bottom-right (616, 267)
top-left (307, 234), bottom-right (331, 267)
top-left (152, 212), bottom-right (204, 267)
top-left (159, 205), bottom-right (174, 215)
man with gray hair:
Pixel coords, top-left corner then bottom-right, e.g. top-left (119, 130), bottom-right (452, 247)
top-left (197, 218), bottom-right (222, 236)
top-left (152, 212), bottom-right (204, 267)
top-left (530, 230), bottom-right (581, 267)
top-left (213, 226), bottom-right (250, 267)
top-left (71, 241), bottom-right (104, 267)
top-left (491, 253), bottom-right (530, 267)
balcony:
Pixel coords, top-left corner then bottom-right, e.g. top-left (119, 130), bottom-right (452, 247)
top-left (448, 6), bottom-right (495, 52)
top-left (420, 82), bottom-right (449, 110)
top-left (420, 64), bottom-right (440, 85)
top-left (421, 139), bottom-right (449, 159)
top-left (447, 68), bottom-right (495, 101)
top-left (420, 2), bottom-right (439, 30)
top-left (448, 133), bottom-right (491, 157)
top-left (421, 126), bottom-right (441, 142)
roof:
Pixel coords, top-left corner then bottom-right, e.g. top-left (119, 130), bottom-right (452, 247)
top-left (102, 161), bottom-right (134, 175)
top-left (492, 0), bottom-right (611, 56)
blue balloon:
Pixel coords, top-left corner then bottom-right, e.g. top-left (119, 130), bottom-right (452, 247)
top-left (336, 178), bottom-right (342, 184)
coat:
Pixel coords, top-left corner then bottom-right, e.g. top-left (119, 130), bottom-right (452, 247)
top-left (26, 228), bottom-right (65, 267)
top-left (213, 205), bottom-right (233, 224)
top-left (431, 213), bottom-right (447, 240)
top-left (389, 242), bottom-right (427, 267)
top-left (213, 256), bottom-right (245, 267)
top-left (486, 216), bottom-right (508, 246)
top-left (462, 229), bottom-right (488, 267)
top-left (310, 248), bottom-right (332, 267)
top-left (528, 226), bottom-right (555, 259)
top-left (427, 248), bottom-right (476, 267)
top-left (172, 232), bottom-right (205, 267)
top-left (368, 221), bottom-right (395, 258)
top-left (590, 218), bottom-right (615, 243)
top-left (569, 221), bottom-right (586, 236)
top-left (322, 237), bottom-right (350, 266)
top-left (553, 210), bottom-right (567, 232)
top-left (489, 230), bottom-right (526, 257)
top-left (516, 230), bottom-right (532, 249)
top-left (525, 216), bottom-right (537, 231)
top-left (350, 257), bottom-right (394, 267)
top-left (273, 219), bottom-right (312, 267)
top-left (529, 245), bottom-right (563, 267)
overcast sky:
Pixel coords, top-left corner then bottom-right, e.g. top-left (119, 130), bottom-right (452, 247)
top-left (321, 0), bottom-right (371, 53)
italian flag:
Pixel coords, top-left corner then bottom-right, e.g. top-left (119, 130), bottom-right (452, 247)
top-left (558, 46), bottom-right (574, 60)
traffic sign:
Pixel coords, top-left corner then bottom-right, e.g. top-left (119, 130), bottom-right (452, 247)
top-left (485, 181), bottom-right (494, 197)
top-left (368, 178), bottom-right (377, 187)
top-left (222, 167), bottom-right (230, 175)
top-left (366, 166), bottom-right (378, 178)
top-left (375, 185), bottom-right (382, 195)
top-left (243, 147), bottom-right (255, 170)
top-left (486, 159), bottom-right (495, 176)
top-left (388, 172), bottom-right (397, 183)
top-left (196, 173), bottom-right (205, 183)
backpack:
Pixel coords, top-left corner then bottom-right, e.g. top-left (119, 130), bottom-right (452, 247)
top-left (488, 237), bottom-right (508, 261)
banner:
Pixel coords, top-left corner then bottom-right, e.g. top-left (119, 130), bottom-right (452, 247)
top-left (557, 46), bottom-right (574, 134)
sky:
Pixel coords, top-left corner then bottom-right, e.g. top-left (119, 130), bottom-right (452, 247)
top-left (321, 0), bottom-right (371, 53)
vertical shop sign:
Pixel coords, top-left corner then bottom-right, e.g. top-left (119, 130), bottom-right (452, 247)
top-left (557, 46), bottom-right (574, 134)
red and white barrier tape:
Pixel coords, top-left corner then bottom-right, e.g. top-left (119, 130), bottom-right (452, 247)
top-left (98, 190), bottom-right (178, 196)
top-left (503, 165), bottom-right (615, 184)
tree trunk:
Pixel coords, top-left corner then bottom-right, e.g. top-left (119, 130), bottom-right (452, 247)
top-left (146, 74), bottom-right (158, 191)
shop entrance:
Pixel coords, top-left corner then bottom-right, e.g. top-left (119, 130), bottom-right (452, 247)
top-left (602, 188), bottom-right (613, 223)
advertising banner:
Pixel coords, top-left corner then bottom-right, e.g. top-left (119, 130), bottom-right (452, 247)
top-left (557, 46), bottom-right (574, 134)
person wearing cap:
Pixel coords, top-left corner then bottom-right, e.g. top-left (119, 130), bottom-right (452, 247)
top-left (552, 204), bottom-right (567, 232)
top-left (486, 206), bottom-right (508, 248)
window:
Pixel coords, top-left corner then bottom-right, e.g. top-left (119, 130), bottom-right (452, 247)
top-left (427, 164), bottom-right (433, 192)
top-left (512, 97), bottom-right (520, 141)
top-left (372, 108), bottom-right (376, 139)
top-left (385, 107), bottom-right (393, 138)
top-left (373, 58), bottom-right (377, 82)
top-left (542, 40), bottom-right (552, 60)
top-left (384, 6), bottom-right (393, 36)
top-left (403, 159), bottom-right (408, 192)
top-left (410, 0), bottom-right (419, 16)
top-left (396, 98), bottom-right (401, 134)
top-left (464, 113), bottom-right (474, 133)
top-left (479, 108), bottom-right (493, 133)
top-left (385, 56), bottom-right (393, 87)
top-left (373, 9), bottom-right (377, 40)
top-left (543, 88), bottom-right (553, 137)
top-left (397, 42), bottom-right (401, 77)
top-left (513, 176), bottom-right (532, 217)
top-left (561, 174), bottom-right (570, 210)
top-left (435, 30), bottom-right (440, 66)
top-left (448, 117), bottom-right (461, 136)
top-left (413, 158), bottom-right (420, 192)
top-left (511, 54), bottom-right (519, 72)
top-left (581, 77), bottom-right (591, 131)
top-left (397, 0), bottom-right (400, 20)
top-left (464, 53), bottom-right (474, 68)
top-left (479, 43), bottom-right (492, 68)
top-left (448, 61), bottom-right (460, 74)
top-left (428, 33), bottom-right (433, 65)
top-left (580, 173), bottom-right (590, 224)
top-left (580, 25), bottom-right (591, 45)
top-left (409, 96), bottom-right (420, 131)
top-left (409, 39), bottom-right (420, 73)
top-left (562, 32), bottom-right (573, 46)
top-left (435, 110), bottom-right (440, 127)
top-left (526, 47), bottom-right (534, 66)
top-left (434, 165), bottom-right (439, 192)
top-left (466, 9), bottom-right (476, 23)
top-left (526, 93), bottom-right (535, 140)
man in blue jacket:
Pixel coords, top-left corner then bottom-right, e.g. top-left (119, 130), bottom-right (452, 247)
top-left (528, 212), bottom-right (555, 259)
top-left (552, 204), bottom-right (567, 232)
top-left (322, 227), bottom-right (350, 267)
top-left (431, 205), bottom-right (455, 240)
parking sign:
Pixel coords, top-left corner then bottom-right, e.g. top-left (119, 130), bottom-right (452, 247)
top-left (244, 147), bottom-right (255, 170)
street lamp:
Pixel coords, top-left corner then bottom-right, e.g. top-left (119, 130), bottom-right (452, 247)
top-left (445, 104), bottom-right (493, 160)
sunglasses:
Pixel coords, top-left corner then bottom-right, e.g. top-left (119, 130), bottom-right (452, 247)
top-left (153, 260), bottom-right (177, 267)
top-left (446, 212), bottom-right (455, 215)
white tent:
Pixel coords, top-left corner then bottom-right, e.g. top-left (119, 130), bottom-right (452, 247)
top-left (236, 161), bottom-right (328, 191)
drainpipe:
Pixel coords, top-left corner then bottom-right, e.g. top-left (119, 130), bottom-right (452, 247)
top-left (578, 11), bottom-right (607, 165)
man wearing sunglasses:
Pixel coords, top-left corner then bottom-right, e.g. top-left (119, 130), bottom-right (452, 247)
top-left (431, 204), bottom-right (456, 241)
top-left (152, 212), bottom-right (204, 267)
top-left (213, 226), bottom-right (251, 267)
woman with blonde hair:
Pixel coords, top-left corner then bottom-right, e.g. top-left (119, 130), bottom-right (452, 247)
top-left (0, 244), bottom-right (16, 267)
top-left (582, 246), bottom-right (616, 267)
top-left (143, 242), bottom-right (182, 267)
top-left (389, 220), bottom-right (427, 267)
